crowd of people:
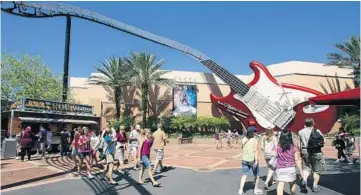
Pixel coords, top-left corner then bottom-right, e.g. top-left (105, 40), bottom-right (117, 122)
top-left (15, 123), bottom-right (169, 186)
top-left (237, 118), bottom-right (358, 195)
top-left (215, 129), bottom-right (241, 149)
top-left (14, 118), bottom-right (358, 193)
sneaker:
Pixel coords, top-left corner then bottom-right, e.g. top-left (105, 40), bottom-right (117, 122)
top-left (312, 187), bottom-right (321, 193)
top-left (15, 157), bottom-right (19, 160)
top-left (88, 174), bottom-right (95, 179)
top-left (335, 159), bottom-right (340, 162)
top-left (348, 161), bottom-right (354, 165)
top-left (238, 189), bottom-right (244, 195)
top-left (264, 182), bottom-right (270, 189)
top-left (254, 188), bottom-right (263, 194)
top-left (300, 181), bottom-right (308, 193)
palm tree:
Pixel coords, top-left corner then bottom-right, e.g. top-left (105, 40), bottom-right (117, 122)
top-left (327, 36), bottom-right (360, 87)
top-left (126, 52), bottom-right (174, 128)
top-left (319, 73), bottom-right (352, 94)
top-left (88, 57), bottom-right (133, 119)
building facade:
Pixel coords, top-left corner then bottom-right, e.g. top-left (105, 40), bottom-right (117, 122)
top-left (70, 61), bottom-right (354, 130)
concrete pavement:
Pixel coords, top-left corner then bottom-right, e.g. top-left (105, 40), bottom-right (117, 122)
top-left (2, 161), bottom-right (359, 195)
top-left (1, 144), bottom-right (359, 194)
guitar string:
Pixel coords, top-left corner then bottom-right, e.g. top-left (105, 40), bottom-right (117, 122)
top-left (201, 60), bottom-right (280, 120)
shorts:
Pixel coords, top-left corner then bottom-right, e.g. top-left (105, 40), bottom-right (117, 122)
top-left (71, 148), bottom-right (78, 156)
top-left (309, 153), bottom-right (325, 173)
top-left (154, 149), bottom-right (164, 161)
top-left (78, 152), bottom-right (91, 159)
top-left (105, 153), bottom-right (114, 164)
top-left (265, 158), bottom-right (276, 170)
top-left (241, 160), bottom-right (259, 176)
top-left (301, 150), bottom-right (324, 173)
top-left (141, 155), bottom-right (151, 169)
top-left (276, 167), bottom-right (296, 182)
top-left (115, 147), bottom-right (125, 162)
top-left (128, 145), bottom-right (138, 156)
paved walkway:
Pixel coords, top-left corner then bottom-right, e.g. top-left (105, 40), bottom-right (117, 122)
top-left (2, 161), bottom-right (359, 195)
top-left (1, 144), bottom-right (359, 194)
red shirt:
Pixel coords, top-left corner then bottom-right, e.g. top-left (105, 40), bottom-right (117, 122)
top-left (78, 135), bottom-right (91, 153)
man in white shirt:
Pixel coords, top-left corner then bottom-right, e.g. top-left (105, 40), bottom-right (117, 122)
top-left (298, 118), bottom-right (325, 193)
top-left (127, 125), bottom-right (140, 169)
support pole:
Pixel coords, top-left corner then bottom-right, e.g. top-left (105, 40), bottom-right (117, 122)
top-left (62, 16), bottom-right (71, 102)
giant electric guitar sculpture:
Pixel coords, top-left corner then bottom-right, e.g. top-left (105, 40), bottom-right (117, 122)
top-left (1, 2), bottom-right (337, 133)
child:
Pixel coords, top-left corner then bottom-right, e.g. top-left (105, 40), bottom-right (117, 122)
top-left (70, 131), bottom-right (80, 172)
top-left (215, 132), bottom-right (222, 150)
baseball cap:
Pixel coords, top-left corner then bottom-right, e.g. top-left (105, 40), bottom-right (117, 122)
top-left (247, 126), bottom-right (257, 133)
top-left (135, 125), bottom-right (141, 129)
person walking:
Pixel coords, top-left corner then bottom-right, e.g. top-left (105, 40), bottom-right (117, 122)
top-left (152, 123), bottom-right (168, 174)
top-left (215, 132), bottom-right (222, 150)
top-left (275, 131), bottom-right (300, 195)
top-left (298, 118), bottom-right (325, 193)
top-left (138, 129), bottom-right (161, 187)
top-left (238, 126), bottom-right (262, 195)
top-left (90, 130), bottom-right (101, 167)
top-left (60, 127), bottom-right (70, 157)
top-left (70, 129), bottom-right (80, 171)
top-left (38, 125), bottom-right (48, 159)
top-left (345, 132), bottom-right (357, 164)
top-left (114, 126), bottom-right (130, 176)
top-left (260, 127), bottom-right (277, 189)
top-left (77, 127), bottom-right (94, 179)
top-left (333, 134), bottom-right (348, 162)
top-left (20, 126), bottom-right (34, 162)
top-left (127, 125), bottom-right (140, 170)
top-left (46, 128), bottom-right (53, 154)
top-left (102, 129), bottom-right (118, 185)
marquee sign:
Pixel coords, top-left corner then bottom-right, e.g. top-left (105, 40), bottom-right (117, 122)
top-left (10, 98), bottom-right (93, 114)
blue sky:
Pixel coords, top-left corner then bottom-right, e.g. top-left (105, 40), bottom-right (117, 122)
top-left (1, 1), bottom-right (360, 78)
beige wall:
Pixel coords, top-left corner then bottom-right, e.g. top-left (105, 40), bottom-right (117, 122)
top-left (70, 72), bottom-right (354, 129)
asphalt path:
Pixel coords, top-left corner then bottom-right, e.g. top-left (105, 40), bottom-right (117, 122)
top-left (2, 159), bottom-right (359, 195)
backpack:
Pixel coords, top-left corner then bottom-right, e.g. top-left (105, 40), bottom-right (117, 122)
top-left (308, 129), bottom-right (324, 150)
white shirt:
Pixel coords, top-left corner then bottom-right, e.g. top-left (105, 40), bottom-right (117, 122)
top-left (298, 127), bottom-right (323, 149)
top-left (90, 136), bottom-right (100, 150)
top-left (129, 129), bottom-right (140, 145)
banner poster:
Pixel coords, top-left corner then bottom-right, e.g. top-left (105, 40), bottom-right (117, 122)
top-left (173, 85), bottom-right (197, 116)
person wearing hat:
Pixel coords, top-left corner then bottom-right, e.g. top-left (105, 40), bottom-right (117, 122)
top-left (238, 126), bottom-right (263, 195)
top-left (127, 124), bottom-right (141, 170)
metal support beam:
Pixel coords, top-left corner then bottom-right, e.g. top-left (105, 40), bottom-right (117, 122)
top-left (62, 16), bottom-right (71, 102)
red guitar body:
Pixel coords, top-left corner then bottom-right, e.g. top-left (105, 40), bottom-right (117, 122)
top-left (210, 61), bottom-right (337, 134)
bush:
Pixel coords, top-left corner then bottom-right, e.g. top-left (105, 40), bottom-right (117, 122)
top-left (341, 113), bottom-right (360, 131)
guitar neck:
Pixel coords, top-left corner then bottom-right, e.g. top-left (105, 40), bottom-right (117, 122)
top-left (11, 2), bottom-right (251, 96)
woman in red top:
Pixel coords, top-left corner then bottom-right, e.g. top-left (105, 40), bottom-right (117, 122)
top-left (77, 127), bottom-right (94, 179)
top-left (137, 129), bottom-right (160, 187)
top-left (114, 126), bottom-right (129, 175)
top-left (20, 126), bottom-right (34, 162)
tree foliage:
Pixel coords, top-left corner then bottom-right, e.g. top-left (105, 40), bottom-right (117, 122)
top-left (319, 73), bottom-right (352, 94)
top-left (327, 36), bottom-right (360, 87)
top-left (1, 52), bottom-right (62, 101)
top-left (88, 57), bottom-right (134, 119)
top-left (126, 52), bottom-right (174, 128)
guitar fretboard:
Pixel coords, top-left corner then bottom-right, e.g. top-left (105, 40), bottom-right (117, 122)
top-left (201, 60), bottom-right (250, 96)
